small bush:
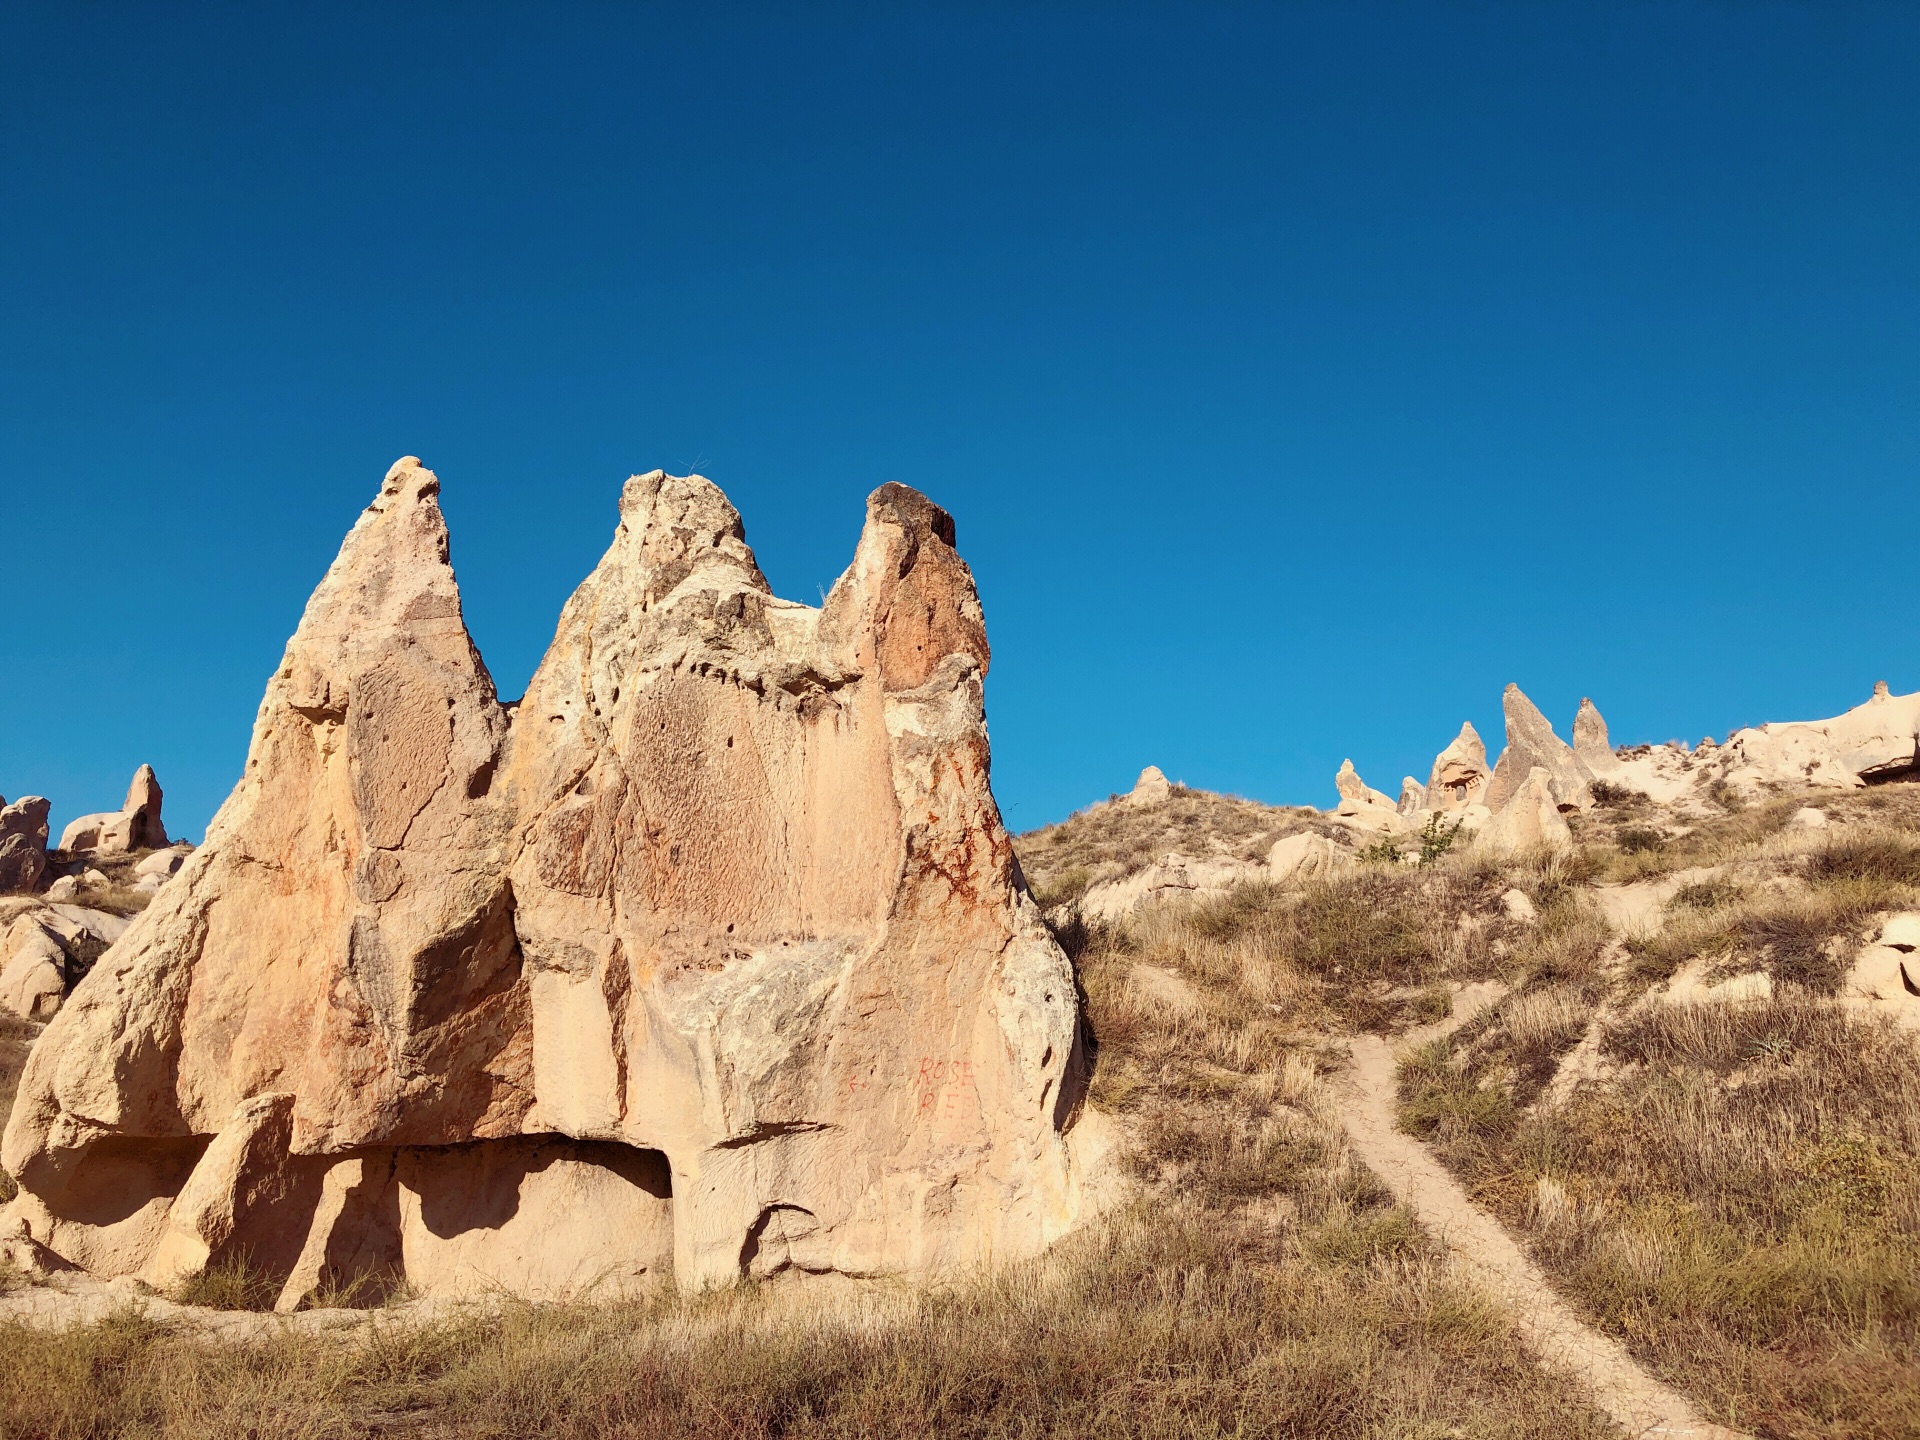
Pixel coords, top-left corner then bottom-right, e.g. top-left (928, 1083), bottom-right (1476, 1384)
top-left (1589, 780), bottom-right (1650, 810)
top-left (1617, 825), bottom-right (1665, 854)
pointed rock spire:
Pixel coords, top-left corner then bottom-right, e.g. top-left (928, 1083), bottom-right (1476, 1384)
top-left (1425, 722), bottom-right (1491, 812)
top-left (7, 459), bottom-right (1084, 1303)
top-left (1573, 697), bottom-right (1622, 776)
top-left (1485, 684), bottom-right (1592, 812)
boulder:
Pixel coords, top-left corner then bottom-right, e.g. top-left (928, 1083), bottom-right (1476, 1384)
top-left (1572, 698), bottom-right (1623, 777)
top-left (1, 919), bottom-right (68, 1020)
top-left (135, 847), bottom-right (189, 880)
top-left (1079, 855), bottom-right (1266, 920)
top-left (58, 765), bottom-right (168, 856)
top-left (1122, 765), bottom-right (1172, 806)
top-left (1841, 912), bottom-right (1920, 1033)
top-left (1475, 767), bottom-right (1573, 856)
top-left (0, 796), bottom-right (51, 894)
top-left (1484, 686), bottom-right (1591, 813)
top-left (2, 458), bottom-right (1088, 1301)
top-left (1267, 832), bottom-right (1350, 886)
top-left (1424, 723), bottom-right (1490, 812)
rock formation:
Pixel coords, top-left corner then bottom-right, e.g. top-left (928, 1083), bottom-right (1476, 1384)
top-left (1267, 831), bottom-right (1350, 886)
top-left (1571, 698), bottom-right (1622, 777)
top-left (1079, 855), bottom-right (1267, 921)
top-left (1331, 760), bottom-right (1403, 833)
top-left (0, 797), bottom-right (51, 893)
top-left (1475, 767), bottom-right (1573, 856)
top-left (58, 765), bottom-right (168, 855)
top-left (1842, 912), bottom-right (1920, 1033)
top-left (2, 459), bottom-right (1087, 1305)
top-left (1122, 765), bottom-right (1172, 806)
top-left (1424, 724), bottom-right (1490, 812)
top-left (0, 917), bottom-right (68, 1019)
top-left (1396, 777), bottom-right (1426, 816)
top-left (1485, 685), bottom-right (1591, 813)
top-left (1718, 682), bottom-right (1920, 791)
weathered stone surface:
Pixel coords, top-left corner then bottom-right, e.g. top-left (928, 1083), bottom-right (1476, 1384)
top-left (1719, 683), bottom-right (1920, 791)
top-left (0, 797), bottom-right (51, 894)
top-left (1425, 724), bottom-right (1490, 812)
top-left (1842, 912), bottom-right (1920, 1033)
top-left (1485, 686), bottom-right (1591, 813)
top-left (58, 766), bottom-right (168, 856)
top-left (1122, 765), bottom-right (1172, 806)
top-left (135, 848), bottom-right (189, 880)
top-left (1267, 832), bottom-right (1350, 886)
top-left (1079, 855), bottom-right (1266, 920)
top-left (1572, 698), bottom-right (1622, 777)
top-left (1331, 760), bottom-right (1404, 834)
top-left (3, 460), bottom-right (1088, 1302)
top-left (1396, 777), bottom-right (1426, 816)
top-left (1, 920), bottom-right (67, 1020)
top-left (1475, 767), bottom-right (1573, 856)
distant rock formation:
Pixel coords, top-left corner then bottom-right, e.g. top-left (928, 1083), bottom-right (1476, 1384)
top-left (1485, 685), bottom-right (1591, 813)
top-left (1718, 682), bottom-right (1920, 791)
top-left (1572, 698), bottom-right (1622, 777)
top-left (58, 766), bottom-right (168, 855)
top-left (3, 459), bottom-right (1087, 1306)
top-left (0, 797), bottom-right (51, 893)
top-left (1476, 767), bottom-right (1573, 855)
top-left (1123, 765), bottom-right (1172, 806)
top-left (1424, 723), bottom-right (1490, 813)
top-left (1331, 759), bottom-right (1403, 833)
top-left (1267, 831), bottom-right (1350, 885)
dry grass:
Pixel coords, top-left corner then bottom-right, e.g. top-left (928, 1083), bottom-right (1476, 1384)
top-left (0, 886), bottom-right (1619, 1440)
top-left (1399, 784), bottom-right (1920, 1434)
top-left (42, 847), bottom-right (160, 917)
top-left (1619, 827), bottom-right (1920, 993)
top-left (1402, 992), bottom-right (1920, 1438)
top-left (1015, 788), bottom-right (1312, 905)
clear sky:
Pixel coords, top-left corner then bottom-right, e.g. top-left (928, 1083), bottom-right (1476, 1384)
top-left (2, 3), bottom-right (1916, 843)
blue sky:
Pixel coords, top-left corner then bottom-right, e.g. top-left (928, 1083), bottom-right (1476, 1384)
top-left (2, 2), bottom-right (1916, 842)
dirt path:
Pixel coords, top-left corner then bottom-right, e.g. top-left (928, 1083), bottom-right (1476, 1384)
top-left (1336, 1013), bottom-right (1747, 1440)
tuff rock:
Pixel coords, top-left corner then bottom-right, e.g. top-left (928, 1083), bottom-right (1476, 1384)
top-left (1475, 767), bottom-right (1573, 856)
top-left (1424, 724), bottom-right (1490, 812)
top-left (1123, 766), bottom-right (1172, 806)
top-left (1572, 698), bottom-right (1622, 776)
top-left (1331, 760), bottom-right (1403, 833)
top-left (58, 765), bottom-right (168, 855)
top-left (1718, 683), bottom-right (1920, 791)
top-left (1, 459), bottom-right (1089, 1303)
top-left (1485, 686), bottom-right (1592, 813)
top-left (0, 797), bottom-right (51, 894)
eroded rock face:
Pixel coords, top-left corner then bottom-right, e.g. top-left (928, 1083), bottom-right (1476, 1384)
top-left (1123, 765), bottom-right (1172, 806)
top-left (1475, 767), bottom-right (1573, 856)
top-left (2, 461), bottom-right (1085, 1302)
top-left (1719, 683), bottom-right (1920, 791)
top-left (58, 766), bottom-right (169, 856)
top-left (0, 797), bottom-right (51, 894)
top-left (1572, 698), bottom-right (1622, 777)
top-left (1425, 724), bottom-right (1490, 813)
top-left (1331, 760), bottom-right (1403, 834)
top-left (1485, 685), bottom-right (1592, 813)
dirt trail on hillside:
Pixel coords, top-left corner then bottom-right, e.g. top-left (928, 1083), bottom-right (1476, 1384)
top-left (1336, 1002), bottom-right (1747, 1440)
